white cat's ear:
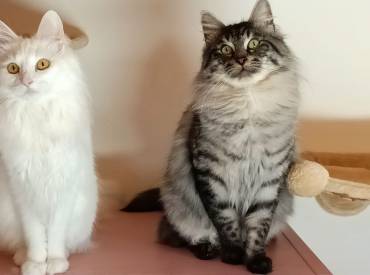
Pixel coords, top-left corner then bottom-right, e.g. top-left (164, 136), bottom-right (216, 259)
top-left (249, 0), bottom-right (275, 32)
top-left (0, 20), bottom-right (18, 46)
top-left (37, 10), bottom-right (64, 41)
top-left (201, 11), bottom-right (224, 44)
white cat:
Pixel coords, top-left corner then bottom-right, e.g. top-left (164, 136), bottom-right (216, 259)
top-left (0, 11), bottom-right (97, 275)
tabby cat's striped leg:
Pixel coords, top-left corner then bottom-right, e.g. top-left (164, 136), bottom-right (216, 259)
top-left (211, 206), bottom-right (245, 265)
top-left (243, 184), bottom-right (280, 273)
top-left (193, 169), bottom-right (244, 264)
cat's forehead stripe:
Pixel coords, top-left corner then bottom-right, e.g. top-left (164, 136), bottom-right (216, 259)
top-left (221, 30), bottom-right (257, 50)
top-left (221, 38), bottom-right (235, 49)
top-left (243, 37), bottom-right (253, 49)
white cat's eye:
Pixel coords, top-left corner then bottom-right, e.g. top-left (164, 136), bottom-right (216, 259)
top-left (7, 63), bottom-right (20, 74)
top-left (247, 39), bottom-right (260, 51)
top-left (36, 58), bottom-right (50, 71)
top-left (221, 45), bottom-right (233, 56)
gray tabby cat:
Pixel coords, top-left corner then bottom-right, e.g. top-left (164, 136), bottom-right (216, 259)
top-left (124, 0), bottom-right (299, 273)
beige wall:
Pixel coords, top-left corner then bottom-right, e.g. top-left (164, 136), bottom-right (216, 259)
top-left (1, 0), bottom-right (369, 197)
top-left (1, 2), bottom-right (370, 274)
top-left (3, 0), bottom-right (369, 155)
top-left (0, 0), bottom-right (368, 183)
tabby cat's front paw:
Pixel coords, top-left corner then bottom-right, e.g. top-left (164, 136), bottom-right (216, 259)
top-left (46, 258), bottom-right (69, 275)
top-left (220, 245), bottom-right (244, 265)
top-left (21, 260), bottom-right (47, 275)
top-left (189, 243), bottom-right (219, 260)
top-left (246, 253), bottom-right (272, 274)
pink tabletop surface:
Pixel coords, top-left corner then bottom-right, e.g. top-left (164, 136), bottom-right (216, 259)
top-left (0, 212), bottom-right (331, 275)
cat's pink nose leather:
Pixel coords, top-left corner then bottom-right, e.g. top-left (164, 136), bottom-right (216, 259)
top-left (237, 58), bottom-right (246, 65)
top-left (22, 80), bottom-right (33, 86)
top-left (20, 76), bottom-right (33, 86)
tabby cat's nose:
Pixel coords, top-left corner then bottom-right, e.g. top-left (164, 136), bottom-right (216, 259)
top-left (237, 57), bottom-right (246, 65)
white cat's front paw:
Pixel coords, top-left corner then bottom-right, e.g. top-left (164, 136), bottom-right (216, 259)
top-left (21, 260), bottom-right (47, 275)
top-left (46, 258), bottom-right (69, 275)
top-left (13, 248), bottom-right (27, 266)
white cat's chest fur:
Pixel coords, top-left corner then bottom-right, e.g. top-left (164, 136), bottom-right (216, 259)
top-left (0, 91), bottom-right (87, 149)
top-left (0, 91), bottom-right (92, 217)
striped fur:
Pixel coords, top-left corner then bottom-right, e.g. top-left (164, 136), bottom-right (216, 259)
top-left (160, 1), bottom-right (299, 273)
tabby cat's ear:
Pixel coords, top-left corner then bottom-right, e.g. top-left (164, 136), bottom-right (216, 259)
top-left (37, 10), bottom-right (65, 41)
top-left (249, 0), bottom-right (275, 33)
top-left (0, 20), bottom-right (18, 52)
top-left (201, 11), bottom-right (224, 44)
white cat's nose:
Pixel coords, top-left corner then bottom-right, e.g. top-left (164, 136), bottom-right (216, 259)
top-left (19, 74), bottom-right (33, 86)
top-left (23, 80), bottom-right (33, 86)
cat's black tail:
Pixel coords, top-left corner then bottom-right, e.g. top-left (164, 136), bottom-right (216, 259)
top-left (121, 188), bottom-right (163, 212)
top-left (122, 188), bottom-right (188, 248)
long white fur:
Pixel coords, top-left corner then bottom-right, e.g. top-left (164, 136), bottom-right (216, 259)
top-left (0, 11), bottom-right (97, 275)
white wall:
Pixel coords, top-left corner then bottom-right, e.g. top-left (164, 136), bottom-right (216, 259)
top-left (1, 1), bottom-right (370, 275)
top-left (8, 0), bottom-right (370, 154)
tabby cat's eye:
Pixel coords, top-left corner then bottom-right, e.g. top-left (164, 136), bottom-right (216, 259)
top-left (36, 58), bottom-right (50, 71)
top-left (221, 45), bottom-right (233, 56)
top-left (7, 63), bottom-right (20, 74)
top-left (259, 41), bottom-right (269, 51)
top-left (248, 39), bottom-right (260, 50)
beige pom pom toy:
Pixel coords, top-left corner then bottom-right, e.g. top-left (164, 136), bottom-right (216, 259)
top-left (287, 152), bottom-right (370, 216)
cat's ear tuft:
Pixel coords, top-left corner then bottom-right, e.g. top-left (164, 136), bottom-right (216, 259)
top-left (0, 20), bottom-right (18, 46)
top-left (37, 10), bottom-right (65, 41)
top-left (201, 11), bottom-right (224, 44)
top-left (249, 0), bottom-right (275, 32)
